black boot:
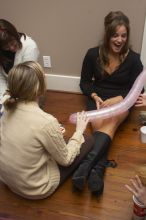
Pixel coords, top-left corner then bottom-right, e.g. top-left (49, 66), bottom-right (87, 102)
top-left (88, 159), bottom-right (117, 196)
top-left (72, 131), bottom-right (111, 191)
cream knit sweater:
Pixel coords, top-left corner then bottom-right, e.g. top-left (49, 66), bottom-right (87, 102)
top-left (0, 102), bottom-right (84, 199)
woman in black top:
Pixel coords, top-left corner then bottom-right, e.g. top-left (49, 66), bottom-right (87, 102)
top-left (72, 11), bottom-right (143, 196)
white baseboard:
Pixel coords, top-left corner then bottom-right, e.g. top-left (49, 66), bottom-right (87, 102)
top-left (45, 73), bottom-right (81, 93)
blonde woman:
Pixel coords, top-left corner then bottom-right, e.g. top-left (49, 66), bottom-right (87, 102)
top-left (0, 61), bottom-right (93, 199)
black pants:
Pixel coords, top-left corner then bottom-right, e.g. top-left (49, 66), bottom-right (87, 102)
top-left (0, 104), bottom-right (2, 117)
top-left (78, 131), bottom-right (111, 171)
top-left (58, 135), bottom-right (94, 185)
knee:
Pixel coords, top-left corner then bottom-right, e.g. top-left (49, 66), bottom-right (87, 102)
top-left (113, 111), bottom-right (129, 125)
top-left (93, 111), bottom-right (129, 138)
top-left (91, 119), bottom-right (104, 131)
top-left (106, 111), bottom-right (129, 131)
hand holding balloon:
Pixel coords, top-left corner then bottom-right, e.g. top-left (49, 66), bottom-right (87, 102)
top-left (100, 96), bottom-right (123, 108)
top-left (92, 94), bottom-right (103, 109)
top-left (135, 94), bottom-right (146, 107)
top-left (76, 111), bottom-right (89, 133)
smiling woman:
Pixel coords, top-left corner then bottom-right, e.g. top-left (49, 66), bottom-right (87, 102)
top-left (72, 11), bottom-right (143, 196)
top-left (109, 25), bottom-right (128, 52)
top-left (106, 25), bottom-right (128, 74)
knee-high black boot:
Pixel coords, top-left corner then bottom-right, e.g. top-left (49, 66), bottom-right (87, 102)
top-left (87, 156), bottom-right (107, 196)
top-left (72, 131), bottom-right (111, 190)
top-left (88, 155), bottom-right (117, 196)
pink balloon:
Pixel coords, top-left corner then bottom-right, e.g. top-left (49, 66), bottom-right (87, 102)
top-left (69, 69), bottom-right (146, 123)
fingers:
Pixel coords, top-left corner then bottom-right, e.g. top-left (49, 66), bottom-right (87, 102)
top-left (125, 175), bottom-right (143, 196)
top-left (125, 175), bottom-right (146, 207)
top-left (94, 96), bottom-right (103, 108)
top-left (76, 111), bottom-right (89, 133)
top-left (96, 101), bottom-right (100, 110)
top-left (135, 102), bottom-right (146, 107)
top-left (94, 96), bottom-right (103, 102)
top-left (135, 94), bottom-right (146, 107)
top-left (77, 111), bottom-right (86, 118)
top-left (125, 184), bottom-right (139, 198)
top-left (101, 100), bottom-right (110, 108)
top-left (135, 175), bottom-right (142, 187)
top-left (125, 184), bottom-right (136, 194)
top-left (130, 178), bottom-right (140, 192)
top-left (77, 111), bottom-right (88, 123)
top-left (135, 97), bottom-right (143, 104)
top-left (141, 94), bottom-right (146, 99)
top-left (98, 97), bottom-right (104, 103)
top-left (135, 104), bottom-right (143, 107)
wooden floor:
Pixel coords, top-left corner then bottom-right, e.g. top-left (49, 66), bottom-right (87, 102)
top-left (0, 91), bottom-right (146, 220)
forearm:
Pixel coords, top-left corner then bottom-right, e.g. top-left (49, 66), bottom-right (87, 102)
top-left (53, 131), bottom-right (84, 167)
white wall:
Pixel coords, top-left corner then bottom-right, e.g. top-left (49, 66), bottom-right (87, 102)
top-left (141, 17), bottom-right (146, 68)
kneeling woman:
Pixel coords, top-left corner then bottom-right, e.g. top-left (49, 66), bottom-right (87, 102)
top-left (0, 61), bottom-right (92, 199)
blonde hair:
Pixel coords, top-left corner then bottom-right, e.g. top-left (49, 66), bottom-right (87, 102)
top-left (4, 61), bottom-right (46, 110)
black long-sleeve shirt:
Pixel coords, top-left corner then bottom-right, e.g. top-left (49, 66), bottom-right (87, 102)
top-left (1, 50), bottom-right (15, 74)
top-left (80, 47), bottom-right (143, 100)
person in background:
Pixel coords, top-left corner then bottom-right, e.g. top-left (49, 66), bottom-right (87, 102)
top-left (72, 11), bottom-right (143, 196)
top-left (0, 19), bottom-right (39, 104)
top-left (0, 61), bottom-right (93, 200)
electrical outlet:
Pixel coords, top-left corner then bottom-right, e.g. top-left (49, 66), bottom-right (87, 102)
top-left (43, 56), bottom-right (51, 68)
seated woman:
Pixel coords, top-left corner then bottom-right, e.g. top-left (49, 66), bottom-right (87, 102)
top-left (0, 19), bottom-right (39, 103)
top-left (72, 11), bottom-right (143, 196)
top-left (0, 61), bottom-right (93, 200)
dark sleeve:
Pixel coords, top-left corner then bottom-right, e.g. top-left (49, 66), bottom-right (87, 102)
top-left (80, 49), bottom-right (97, 96)
top-left (129, 53), bottom-right (144, 94)
top-left (120, 52), bottom-right (143, 98)
top-left (130, 53), bottom-right (143, 86)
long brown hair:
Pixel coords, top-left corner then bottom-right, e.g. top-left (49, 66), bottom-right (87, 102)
top-left (0, 19), bottom-right (25, 64)
top-left (4, 61), bottom-right (46, 110)
top-left (99, 11), bottom-right (130, 71)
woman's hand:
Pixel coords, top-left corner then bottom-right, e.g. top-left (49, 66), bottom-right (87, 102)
top-left (76, 111), bottom-right (89, 134)
top-left (101, 96), bottom-right (123, 108)
top-left (125, 175), bottom-right (146, 206)
top-left (91, 93), bottom-right (103, 109)
top-left (94, 96), bottom-right (104, 109)
top-left (135, 94), bottom-right (146, 107)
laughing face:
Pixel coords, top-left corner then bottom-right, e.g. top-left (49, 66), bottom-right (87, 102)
top-left (109, 25), bottom-right (128, 54)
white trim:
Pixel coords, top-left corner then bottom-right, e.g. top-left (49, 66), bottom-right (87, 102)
top-left (45, 17), bottom-right (146, 94)
top-left (141, 16), bottom-right (146, 68)
top-left (45, 74), bottom-right (81, 93)
top-left (141, 16), bottom-right (146, 90)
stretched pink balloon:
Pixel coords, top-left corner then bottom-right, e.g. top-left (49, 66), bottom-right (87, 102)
top-left (69, 69), bottom-right (146, 123)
